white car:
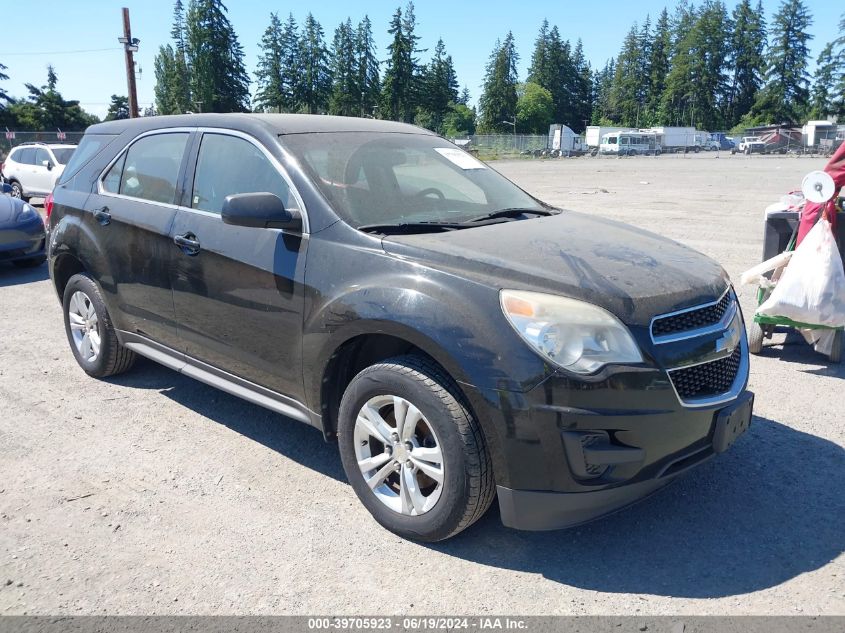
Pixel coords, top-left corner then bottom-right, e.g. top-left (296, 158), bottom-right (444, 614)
top-left (736, 137), bottom-right (766, 155)
top-left (0, 143), bottom-right (77, 201)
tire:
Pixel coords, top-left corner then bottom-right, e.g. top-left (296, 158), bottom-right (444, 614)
top-left (629, 149), bottom-right (637, 157)
top-left (338, 355), bottom-right (495, 542)
top-left (748, 321), bottom-right (765, 354)
top-left (12, 256), bottom-right (46, 268)
top-left (9, 180), bottom-right (24, 200)
top-left (829, 330), bottom-right (842, 363)
top-left (654, 149), bottom-right (662, 156)
top-left (62, 272), bottom-right (136, 378)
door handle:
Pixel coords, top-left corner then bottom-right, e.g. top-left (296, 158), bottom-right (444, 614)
top-left (92, 206), bottom-right (111, 225)
top-left (174, 232), bottom-right (201, 255)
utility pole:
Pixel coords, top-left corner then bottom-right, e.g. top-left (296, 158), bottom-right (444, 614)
top-left (119, 8), bottom-right (140, 118)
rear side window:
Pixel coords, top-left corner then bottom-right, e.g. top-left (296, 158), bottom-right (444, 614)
top-left (17, 148), bottom-right (36, 165)
top-left (58, 135), bottom-right (116, 186)
top-left (102, 133), bottom-right (189, 204)
top-left (191, 133), bottom-right (294, 214)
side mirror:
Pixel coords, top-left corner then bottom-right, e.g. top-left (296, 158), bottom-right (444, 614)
top-left (42, 160), bottom-right (54, 171)
top-left (221, 192), bottom-right (303, 232)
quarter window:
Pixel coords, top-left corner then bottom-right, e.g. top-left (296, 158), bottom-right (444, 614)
top-left (191, 133), bottom-right (294, 214)
top-left (102, 133), bottom-right (189, 204)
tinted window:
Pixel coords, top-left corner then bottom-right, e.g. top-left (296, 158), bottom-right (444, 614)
top-left (51, 147), bottom-right (75, 165)
top-left (17, 148), bottom-right (36, 165)
top-left (35, 148), bottom-right (51, 166)
top-left (105, 133), bottom-right (188, 204)
top-left (102, 153), bottom-right (126, 194)
top-left (58, 135), bottom-right (116, 185)
top-left (191, 134), bottom-right (293, 214)
top-left (607, 136), bottom-right (617, 144)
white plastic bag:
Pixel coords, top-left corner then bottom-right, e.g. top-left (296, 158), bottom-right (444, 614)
top-left (757, 218), bottom-right (845, 327)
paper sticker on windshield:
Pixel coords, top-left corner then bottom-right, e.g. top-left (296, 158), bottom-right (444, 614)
top-left (434, 147), bottom-right (487, 170)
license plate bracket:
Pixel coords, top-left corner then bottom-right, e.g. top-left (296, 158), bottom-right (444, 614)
top-left (713, 392), bottom-right (754, 453)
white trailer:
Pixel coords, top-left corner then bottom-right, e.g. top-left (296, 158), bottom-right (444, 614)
top-left (548, 124), bottom-right (585, 156)
top-left (645, 126), bottom-right (699, 153)
top-left (585, 126), bottom-right (636, 150)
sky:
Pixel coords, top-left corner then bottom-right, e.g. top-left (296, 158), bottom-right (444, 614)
top-left (0, 0), bottom-right (842, 120)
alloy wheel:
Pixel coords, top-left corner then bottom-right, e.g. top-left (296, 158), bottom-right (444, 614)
top-left (353, 394), bottom-right (444, 516)
top-left (68, 290), bottom-right (101, 363)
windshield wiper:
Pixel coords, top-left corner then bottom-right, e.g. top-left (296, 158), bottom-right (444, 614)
top-left (357, 221), bottom-right (467, 235)
top-left (464, 207), bottom-right (556, 223)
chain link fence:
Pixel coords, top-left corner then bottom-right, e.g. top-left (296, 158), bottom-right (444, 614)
top-left (449, 134), bottom-right (548, 155)
top-left (1, 131), bottom-right (84, 160)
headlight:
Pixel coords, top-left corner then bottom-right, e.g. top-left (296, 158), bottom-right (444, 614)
top-left (500, 290), bottom-right (643, 374)
top-left (18, 203), bottom-right (36, 222)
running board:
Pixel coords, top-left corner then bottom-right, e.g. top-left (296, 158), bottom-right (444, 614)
top-left (121, 335), bottom-right (314, 425)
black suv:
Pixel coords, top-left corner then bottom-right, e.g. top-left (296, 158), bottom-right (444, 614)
top-left (49, 114), bottom-right (753, 541)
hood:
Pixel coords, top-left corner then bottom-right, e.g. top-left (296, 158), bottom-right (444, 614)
top-left (381, 211), bottom-right (729, 326)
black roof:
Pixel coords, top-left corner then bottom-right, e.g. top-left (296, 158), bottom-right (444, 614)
top-left (87, 113), bottom-right (435, 137)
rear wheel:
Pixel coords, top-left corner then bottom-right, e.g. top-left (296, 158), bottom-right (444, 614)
top-left (338, 355), bottom-right (495, 542)
top-left (62, 273), bottom-right (136, 378)
top-left (9, 181), bottom-right (25, 200)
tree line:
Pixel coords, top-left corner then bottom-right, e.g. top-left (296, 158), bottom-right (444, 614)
top-left (0, 0), bottom-right (843, 135)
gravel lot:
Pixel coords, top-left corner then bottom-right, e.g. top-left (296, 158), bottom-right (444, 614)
top-left (1, 154), bottom-right (843, 615)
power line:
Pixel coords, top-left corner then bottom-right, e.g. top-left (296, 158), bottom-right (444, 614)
top-left (0, 47), bottom-right (122, 56)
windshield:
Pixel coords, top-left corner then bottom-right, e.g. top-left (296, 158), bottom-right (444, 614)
top-left (281, 132), bottom-right (545, 228)
top-left (51, 147), bottom-right (76, 165)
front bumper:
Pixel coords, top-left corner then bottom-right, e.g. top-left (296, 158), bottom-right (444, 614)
top-left (0, 218), bottom-right (47, 262)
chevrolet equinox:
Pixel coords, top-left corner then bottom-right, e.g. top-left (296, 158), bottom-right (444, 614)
top-left (48, 114), bottom-right (753, 541)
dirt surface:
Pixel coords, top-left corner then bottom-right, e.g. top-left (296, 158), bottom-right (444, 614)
top-left (1, 154), bottom-right (843, 615)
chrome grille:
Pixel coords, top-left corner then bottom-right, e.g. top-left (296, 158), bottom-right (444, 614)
top-left (669, 346), bottom-right (742, 401)
top-left (652, 290), bottom-right (732, 339)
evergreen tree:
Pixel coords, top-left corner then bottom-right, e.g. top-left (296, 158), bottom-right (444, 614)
top-left (170, 0), bottom-right (192, 111)
top-left (355, 16), bottom-right (380, 117)
top-left (725, 0), bottom-right (767, 126)
top-left (646, 8), bottom-right (671, 126)
top-left (527, 19), bottom-right (551, 88)
top-left (753, 0), bottom-right (813, 123)
top-left (417, 38), bottom-right (459, 132)
top-left (11, 66), bottom-right (98, 130)
top-left (185, 0), bottom-right (250, 112)
top-left (329, 18), bottom-right (359, 116)
top-left (381, 3), bottom-right (422, 122)
top-left (299, 13), bottom-right (331, 114)
top-left (610, 25), bottom-right (643, 126)
top-left (105, 95), bottom-right (130, 120)
top-left (810, 43), bottom-right (839, 118)
top-left (659, 1), bottom-right (698, 125)
top-left (254, 13), bottom-right (285, 112)
top-left (279, 14), bottom-right (303, 112)
top-left (478, 32), bottom-right (519, 132)
top-left (458, 86), bottom-right (470, 105)
top-left (571, 39), bottom-right (593, 132)
top-left (591, 59), bottom-right (615, 124)
top-left (0, 62), bottom-right (9, 104)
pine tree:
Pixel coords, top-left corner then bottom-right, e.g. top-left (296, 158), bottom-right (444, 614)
top-left (458, 86), bottom-right (470, 105)
top-left (810, 43), bottom-right (838, 118)
top-left (0, 62), bottom-right (9, 104)
top-left (591, 59), bottom-right (615, 124)
top-left (254, 13), bottom-right (285, 112)
top-left (753, 0), bottom-right (813, 123)
top-left (105, 95), bottom-right (130, 120)
top-left (185, 0), bottom-right (250, 112)
top-left (571, 39), bottom-right (593, 132)
top-left (170, 0), bottom-right (191, 111)
top-left (527, 19), bottom-right (551, 87)
top-left (329, 18), bottom-right (359, 116)
top-left (381, 3), bottom-right (422, 122)
top-left (478, 32), bottom-right (519, 132)
top-left (279, 14), bottom-right (302, 112)
top-left (725, 0), bottom-right (767, 126)
top-left (646, 8), bottom-right (671, 126)
top-left (355, 16), bottom-right (380, 117)
top-left (417, 38), bottom-right (459, 132)
top-left (610, 25), bottom-right (643, 126)
top-left (299, 13), bottom-right (331, 114)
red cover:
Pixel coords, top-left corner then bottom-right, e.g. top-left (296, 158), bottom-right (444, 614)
top-left (797, 141), bottom-right (845, 244)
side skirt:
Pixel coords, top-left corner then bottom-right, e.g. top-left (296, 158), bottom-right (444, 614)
top-left (118, 330), bottom-right (319, 428)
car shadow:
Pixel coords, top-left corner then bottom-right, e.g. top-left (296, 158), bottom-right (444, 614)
top-left (104, 362), bottom-right (844, 598)
top-left (104, 358), bottom-right (345, 483)
top-left (429, 415), bottom-right (844, 598)
top-left (0, 261), bottom-right (49, 287)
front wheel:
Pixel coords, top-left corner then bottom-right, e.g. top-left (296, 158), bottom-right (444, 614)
top-left (829, 330), bottom-right (842, 363)
top-left (62, 273), bottom-right (136, 377)
top-left (748, 321), bottom-right (765, 354)
top-left (338, 355), bottom-right (495, 542)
